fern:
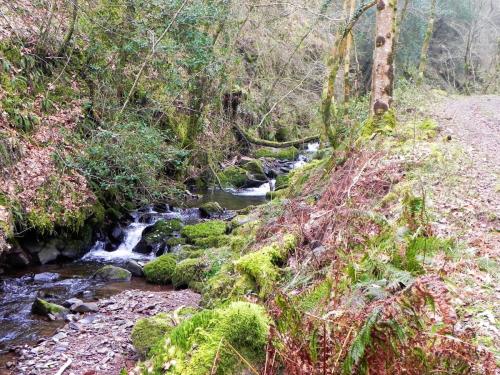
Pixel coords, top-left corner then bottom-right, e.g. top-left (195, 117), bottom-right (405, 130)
top-left (342, 308), bottom-right (382, 374)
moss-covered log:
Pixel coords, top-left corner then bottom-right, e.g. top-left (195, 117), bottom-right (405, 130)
top-left (234, 124), bottom-right (319, 148)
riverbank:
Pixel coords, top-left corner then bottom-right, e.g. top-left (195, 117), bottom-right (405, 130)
top-left (6, 288), bottom-right (200, 374)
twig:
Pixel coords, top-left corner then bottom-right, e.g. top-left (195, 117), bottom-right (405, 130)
top-left (55, 358), bottom-right (72, 375)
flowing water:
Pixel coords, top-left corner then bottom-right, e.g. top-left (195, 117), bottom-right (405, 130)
top-left (0, 142), bottom-right (320, 361)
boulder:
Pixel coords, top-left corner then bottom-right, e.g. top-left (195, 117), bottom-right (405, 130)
top-left (126, 259), bottom-right (144, 277)
top-left (31, 298), bottom-right (68, 320)
top-left (242, 159), bottom-right (267, 181)
top-left (131, 313), bottom-right (173, 357)
top-left (93, 265), bottom-right (132, 282)
top-left (199, 202), bottom-right (224, 218)
top-left (33, 272), bottom-right (60, 283)
top-left (143, 254), bottom-right (177, 284)
top-left (217, 166), bottom-right (248, 189)
top-left (70, 302), bottom-right (98, 313)
top-left (133, 219), bottom-right (183, 254)
top-left (38, 246), bottom-right (60, 265)
top-left (63, 298), bottom-right (83, 308)
top-left (110, 226), bottom-right (124, 243)
top-left (5, 247), bottom-right (31, 267)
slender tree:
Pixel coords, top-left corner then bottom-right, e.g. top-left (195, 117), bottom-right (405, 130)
top-left (370, 0), bottom-right (397, 116)
top-left (321, 0), bottom-right (377, 147)
top-left (343, 0), bottom-right (357, 105)
top-left (417, 0), bottom-right (438, 84)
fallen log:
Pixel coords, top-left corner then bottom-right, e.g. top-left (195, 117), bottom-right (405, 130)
top-left (234, 124), bottom-right (320, 148)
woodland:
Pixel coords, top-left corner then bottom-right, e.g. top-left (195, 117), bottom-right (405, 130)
top-left (0, 0), bottom-right (499, 374)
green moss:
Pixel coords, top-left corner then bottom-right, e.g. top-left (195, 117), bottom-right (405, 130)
top-left (166, 237), bottom-right (187, 247)
top-left (217, 166), bottom-right (247, 188)
top-left (177, 245), bottom-right (205, 261)
top-left (143, 254), bottom-right (177, 284)
top-left (361, 109), bottom-right (397, 137)
top-left (172, 258), bottom-right (207, 289)
top-left (31, 298), bottom-right (68, 317)
top-left (254, 146), bottom-right (298, 160)
top-left (181, 220), bottom-right (227, 242)
top-left (132, 313), bottom-right (173, 357)
top-left (192, 235), bottom-right (231, 248)
top-left (149, 302), bottom-right (269, 375)
top-left (274, 174), bottom-right (289, 191)
top-left (199, 202), bottom-right (224, 217)
top-left (266, 189), bottom-right (288, 200)
top-left (144, 219), bottom-right (183, 244)
top-left (235, 235), bottom-right (296, 297)
top-left (242, 159), bottom-right (266, 180)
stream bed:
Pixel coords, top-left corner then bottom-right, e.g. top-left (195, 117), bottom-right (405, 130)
top-left (0, 143), bottom-right (320, 365)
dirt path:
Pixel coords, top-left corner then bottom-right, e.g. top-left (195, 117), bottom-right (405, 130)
top-left (7, 289), bottom-right (200, 375)
top-left (430, 95), bottom-right (499, 358)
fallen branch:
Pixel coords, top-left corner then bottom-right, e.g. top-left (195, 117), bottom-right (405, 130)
top-left (234, 124), bottom-right (319, 148)
top-left (55, 358), bottom-right (72, 375)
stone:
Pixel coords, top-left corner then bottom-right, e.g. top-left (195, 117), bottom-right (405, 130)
top-left (199, 202), bottom-right (224, 218)
top-left (125, 260), bottom-right (144, 277)
top-left (31, 298), bottom-right (68, 320)
top-left (37, 246), bottom-right (60, 265)
top-left (70, 302), bottom-right (98, 313)
top-left (93, 265), bottom-right (132, 282)
top-left (110, 226), bottom-right (124, 243)
top-left (242, 159), bottom-right (267, 181)
top-left (33, 272), bottom-right (60, 283)
top-left (63, 298), bottom-right (83, 308)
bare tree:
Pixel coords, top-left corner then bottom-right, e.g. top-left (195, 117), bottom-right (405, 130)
top-left (417, 0), bottom-right (437, 84)
top-left (370, 0), bottom-right (397, 116)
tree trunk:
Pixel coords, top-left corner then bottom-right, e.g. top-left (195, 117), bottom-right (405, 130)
top-left (322, 0), bottom-right (377, 147)
top-left (394, 0), bottom-right (409, 48)
top-left (343, 0), bottom-right (357, 105)
top-left (370, 0), bottom-right (397, 116)
top-left (57, 0), bottom-right (78, 56)
top-left (417, 0), bottom-right (437, 85)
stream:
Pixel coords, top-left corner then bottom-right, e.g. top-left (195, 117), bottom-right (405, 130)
top-left (0, 143), bottom-right (319, 364)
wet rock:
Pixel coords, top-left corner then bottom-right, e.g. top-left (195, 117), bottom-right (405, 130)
top-left (243, 175), bottom-right (268, 188)
top-left (37, 244), bottom-right (60, 265)
top-left (31, 298), bottom-right (68, 320)
top-left (125, 259), bottom-right (144, 277)
top-left (70, 302), bottom-right (98, 313)
top-left (33, 272), bottom-right (60, 283)
top-left (134, 219), bottom-right (183, 254)
top-left (110, 226), bottom-right (124, 243)
top-left (82, 290), bottom-right (94, 299)
top-left (5, 246), bottom-right (32, 267)
top-left (93, 265), bottom-right (132, 282)
top-left (199, 202), bottom-right (224, 218)
top-left (242, 159), bottom-right (267, 181)
top-left (63, 298), bottom-right (83, 308)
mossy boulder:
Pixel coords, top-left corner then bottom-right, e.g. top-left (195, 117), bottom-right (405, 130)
top-left (242, 159), bottom-right (267, 181)
top-left (235, 235), bottom-right (296, 297)
top-left (199, 202), bottom-right (224, 218)
top-left (254, 147), bottom-right (298, 160)
top-left (217, 166), bottom-right (247, 188)
top-left (181, 220), bottom-right (227, 242)
top-left (172, 258), bottom-right (207, 289)
top-left (132, 313), bottom-right (173, 357)
top-left (93, 265), bottom-right (132, 282)
top-left (31, 298), bottom-right (68, 319)
top-left (143, 254), bottom-right (177, 284)
top-left (203, 267), bottom-right (256, 305)
top-left (166, 237), bottom-right (186, 247)
top-left (177, 245), bottom-right (205, 261)
top-left (192, 235), bottom-right (230, 249)
top-left (274, 174), bottom-right (289, 191)
top-left (152, 302), bottom-right (269, 374)
top-left (134, 219), bottom-right (183, 253)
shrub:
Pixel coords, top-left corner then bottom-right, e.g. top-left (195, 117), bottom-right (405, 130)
top-left (76, 121), bottom-right (185, 204)
top-left (132, 313), bottom-right (173, 357)
top-left (172, 258), bottom-right (207, 288)
top-left (143, 254), bottom-right (177, 284)
top-left (181, 220), bottom-right (227, 242)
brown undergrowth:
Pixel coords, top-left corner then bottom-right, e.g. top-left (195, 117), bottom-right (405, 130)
top-left (257, 150), bottom-right (495, 374)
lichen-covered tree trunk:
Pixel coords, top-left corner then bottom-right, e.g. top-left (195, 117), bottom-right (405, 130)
top-left (417, 0), bottom-right (437, 85)
top-left (343, 0), bottom-right (357, 105)
top-left (322, 0), bottom-right (377, 147)
top-left (370, 0), bottom-right (397, 116)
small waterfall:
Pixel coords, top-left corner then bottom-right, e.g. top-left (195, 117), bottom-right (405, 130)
top-left (83, 210), bottom-right (157, 263)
